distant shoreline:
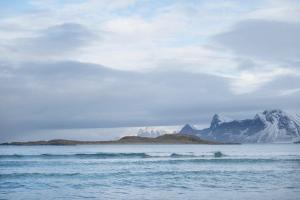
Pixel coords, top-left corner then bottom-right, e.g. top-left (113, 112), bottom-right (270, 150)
top-left (1, 134), bottom-right (237, 145)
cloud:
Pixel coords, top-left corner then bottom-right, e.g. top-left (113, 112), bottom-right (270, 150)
top-left (2, 23), bottom-right (96, 61)
top-left (213, 19), bottom-right (300, 94)
top-left (0, 60), bottom-right (228, 141)
top-left (229, 68), bottom-right (297, 94)
top-left (35, 23), bottom-right (95, 52)
top-left (278, 88), bottom-right (300, 96)
top-left (246, 0), bottom-right (300, 23)
top-left (1, 60), bottom-right (300, 142)
top-left (214, 20), bottom-right (300, 62)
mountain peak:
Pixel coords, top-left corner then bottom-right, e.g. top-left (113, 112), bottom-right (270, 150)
top-left (260, 109), bottom-right (290, 124)
top-left (180, 124), bottom-right (197, 135)
top-left (210, 114), bottom-right (232, 129)
top-left (182, 124), bottom-right (195, 130)
top-left (210, 114), bottom-right (220, 129)
top-left (263, 109), bottom-right (284, 116)
top-left (137, 127), bottom-right (167, 138)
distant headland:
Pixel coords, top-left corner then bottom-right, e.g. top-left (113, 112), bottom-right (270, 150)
top-left (1, 134), bottom-right (229, 145)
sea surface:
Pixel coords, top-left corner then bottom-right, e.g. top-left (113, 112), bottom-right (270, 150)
top-left (0, 144), bottom-right (300, 200)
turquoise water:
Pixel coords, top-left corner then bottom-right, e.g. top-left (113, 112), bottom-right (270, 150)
top-left (1, 144), bottom-right (300, 200)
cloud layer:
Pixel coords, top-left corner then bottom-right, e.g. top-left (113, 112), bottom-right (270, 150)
top-left (215, 20), bottom-right (300, 62)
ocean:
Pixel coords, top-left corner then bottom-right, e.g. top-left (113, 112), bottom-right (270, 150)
top-left (0, 144), bottom-right (300, 200)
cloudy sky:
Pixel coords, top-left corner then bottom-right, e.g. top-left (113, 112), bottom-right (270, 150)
top-left (1, 0), bottom-right (300, 142)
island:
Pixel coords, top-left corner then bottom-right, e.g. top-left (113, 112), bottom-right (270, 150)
top-left (1, 134), bottom-right (227, 145)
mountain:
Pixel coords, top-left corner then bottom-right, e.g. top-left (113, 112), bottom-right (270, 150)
top-left (180, 109), bottom-right (300, 143)
top-left (180, 124), bottom-right (197, 135)
top-left (136, 127), bottom-right (168, 138)
top-left (1, 134), bottom-right (222, 145)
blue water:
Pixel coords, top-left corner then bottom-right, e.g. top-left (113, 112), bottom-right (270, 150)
top-left (1, 144), bottom-right (300, 200)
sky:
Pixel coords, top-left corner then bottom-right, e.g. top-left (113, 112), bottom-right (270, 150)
top-left (0, 0), bottom-right (300, 142)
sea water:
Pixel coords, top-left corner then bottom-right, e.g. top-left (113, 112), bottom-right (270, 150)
top-left (0, 144), bottom-right (299, 200)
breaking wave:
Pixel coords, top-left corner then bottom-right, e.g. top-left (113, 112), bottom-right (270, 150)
top-left (1, 151), bottom-right (299, 162)
top-left (0, 152), bottom-right (227, 159)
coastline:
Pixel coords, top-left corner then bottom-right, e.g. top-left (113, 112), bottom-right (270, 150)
top-left (1, 134), bottom-right (237, 145)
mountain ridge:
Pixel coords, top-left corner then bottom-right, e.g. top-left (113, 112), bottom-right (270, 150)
top-left (180, 109), bottom-right (300, 143)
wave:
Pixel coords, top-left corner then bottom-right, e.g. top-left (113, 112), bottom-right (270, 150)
top-left (0, 170), bottom-right (262, 179)
top-left (0, 172), bottom-right (82, 179)
top-left (148, 158), bottom-right (300, 165)
top-left (0, 152), bottom-right (150, 159)
top-left (0, 151), bottom-right (227, 159)
top-left (0, 152), bottom-right (222, 160)
top-left (1, 151), bottom-right (299, 161)
top-left (1, 158), bottom-right (299, 168)
top-left (214, 151), bottom-right (225, 157)
top-left (1, 167), bottom-right (297, 180)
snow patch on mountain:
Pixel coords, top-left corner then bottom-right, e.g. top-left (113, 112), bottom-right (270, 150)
top-left (136, 126), bottom-right (178, 138)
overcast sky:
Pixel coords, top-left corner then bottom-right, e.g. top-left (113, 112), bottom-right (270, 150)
top-left (1, 0), bottom-right (300, 142)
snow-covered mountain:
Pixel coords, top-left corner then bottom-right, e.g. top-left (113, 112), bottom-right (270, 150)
top-left (180, 109), bottom-right (300, 143)
top-left (136, 127), bottom-right (168, 138)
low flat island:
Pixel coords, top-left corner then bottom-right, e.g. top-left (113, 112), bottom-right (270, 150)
top-left (1, 134), bottom-right (231, 145)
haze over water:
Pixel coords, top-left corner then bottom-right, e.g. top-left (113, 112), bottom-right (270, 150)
top-left (1, 144), bottom-right (299, 200)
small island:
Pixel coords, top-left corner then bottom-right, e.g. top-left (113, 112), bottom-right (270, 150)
top-left (1, 134), bottom-right (227, 145)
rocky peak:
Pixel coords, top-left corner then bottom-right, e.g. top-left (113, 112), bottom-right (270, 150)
top-left (262, 109), bottom-right (285, 123)
top-left (210, 114), bottom-right (232, 129)
top-left (210, 114), bottom-right (221, 129)
top-left (180, 124), bottom-right (197, 135)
